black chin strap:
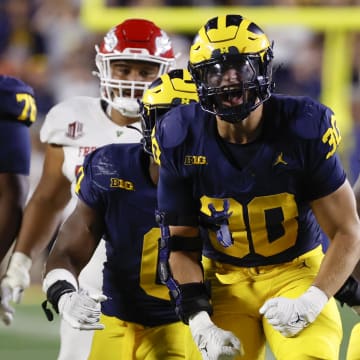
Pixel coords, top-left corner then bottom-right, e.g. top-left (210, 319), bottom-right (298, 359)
top-left (126, 124), bottom-right (142, 135)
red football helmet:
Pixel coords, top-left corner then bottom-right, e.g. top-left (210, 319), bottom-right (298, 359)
top-left (95, 19), bottom-right (175, 118)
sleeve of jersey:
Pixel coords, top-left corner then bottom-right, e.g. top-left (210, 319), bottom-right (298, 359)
top-left (39, 101), bottom-right (74, 146)
top-left (0, 120), bottom-right (31, 174)
top-left (76, 152), bottom-right (105, 212)
top-left (303, 107), bottom-right (346, 201)
top-left (155, 113), bottom-right (200, 226)
top-left (0, 76), bottom-right (37, 127)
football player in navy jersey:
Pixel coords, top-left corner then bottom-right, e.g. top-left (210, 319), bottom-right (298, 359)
top-left (153, 15), bottom-right (360, 360)
top-left (0, 19), bottom-right (175, 360)
top-left (0, 75), bottom-right (37, 324)
top-left (41, 69), bottom-right (199, 360)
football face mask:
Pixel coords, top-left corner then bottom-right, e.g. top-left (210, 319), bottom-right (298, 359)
top-left (197, 57), bottom-right (261, 119)
top-left (95, 19), bottom-right (175, 118)
top-left (189, 14), bottom-right (274, 123)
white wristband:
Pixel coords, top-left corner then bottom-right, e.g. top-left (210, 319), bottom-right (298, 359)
top-left (42, 269), bottom-right (78, 294)
top-left (307, 286), bottom-right (328, 306)
top-left (189, 311), bottom-right (212, 327)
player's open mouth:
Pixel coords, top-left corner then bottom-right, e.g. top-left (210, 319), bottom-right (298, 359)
top-left (221, 94), bottom-right (243, 107)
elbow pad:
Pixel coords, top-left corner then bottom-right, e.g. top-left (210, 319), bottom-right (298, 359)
top-left (156, 210), bottom-right (211, 323)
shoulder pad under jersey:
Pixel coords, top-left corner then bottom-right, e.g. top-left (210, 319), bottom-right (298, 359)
top-left (156, 103), bottom-right (200, 149)
top-left (0, 75), bottom-right (37, 126)
top-left (78, 144), bottom-right (120, 197)
top-left (40, 96), bottom-right (97, 145)
top-left (274, 95), bottom-right (334, 140)
top-left (82, 143), bottom-right (141, 190)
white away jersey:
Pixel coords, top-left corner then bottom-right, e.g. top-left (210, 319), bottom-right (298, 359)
top-left (40, 96), bottom-right (142, 183)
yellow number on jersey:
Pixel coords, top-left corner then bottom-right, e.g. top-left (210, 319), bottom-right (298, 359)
top-left (139, 227), bottom-right (169, 300)
top-left (16, 93), bottom-right (37, 123)
top-left (74, 166), bottom-right (85, 195)
top-left (322, 115), bottom-right (341, 159)
top-left (151, 128), bottom-right (161, 165)
top-left (201, 193), bottom-right (299, 258)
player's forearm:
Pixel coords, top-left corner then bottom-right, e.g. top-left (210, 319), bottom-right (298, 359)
top-left (313, 232), bottom-right (360, 297)
top-left (0, 175), bottom-right (29, 262)
top-left (44, 237), bottom-right (91, 278)
top-left (353, 175), bottom-right (360, 215)
top-left (167, 225), bottom-right (204, 284)
top-left (0, 209), bottom-right (21, 263)
top-left (169, 251), bottom-right (204, 284)
top-left (14, 198), bottom-right (66, 259)
top-left (44, 252), bottom-right (79, 280)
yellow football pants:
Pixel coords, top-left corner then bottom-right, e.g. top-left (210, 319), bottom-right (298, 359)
top-left (88, 315), bottom-right (189, 360)
top-left (186, 246), bottom-right (342, 360)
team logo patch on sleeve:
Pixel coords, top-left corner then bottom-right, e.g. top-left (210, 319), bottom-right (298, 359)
top-left (66, 121), bottom-right (84, 139)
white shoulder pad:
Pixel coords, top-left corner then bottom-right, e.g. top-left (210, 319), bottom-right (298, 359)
top-left (40, 96), bottom-right (101, 146)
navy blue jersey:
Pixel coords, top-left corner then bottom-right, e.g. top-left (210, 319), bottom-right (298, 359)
top-left (77, 143), bottom-right (178, 326)
top-left (0, 76), bottom-right (36, 174)
top-left (154, 94), bottom-right (345, 267)
top-left (0, 75), bottom-right (37, 127)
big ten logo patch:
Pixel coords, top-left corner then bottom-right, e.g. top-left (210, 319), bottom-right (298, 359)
top-left (184, 155), bottom-right (207, 165)
top-left (110, 178), bottom-right (135, 191)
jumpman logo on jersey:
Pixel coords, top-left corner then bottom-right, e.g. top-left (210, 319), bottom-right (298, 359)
top-left (273, 152), bottom-right (288, 166)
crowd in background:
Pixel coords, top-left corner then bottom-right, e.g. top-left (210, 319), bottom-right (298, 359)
top-left (0, 0), bottom-right (359, 279)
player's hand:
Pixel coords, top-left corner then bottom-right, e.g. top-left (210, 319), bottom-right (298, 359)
top-left (0, 252), bottom-right (32, 325)
top-left (259, 286), bottom-right (328, 337)
top-left (189, 311), bottom-right (244, 360)
top-left (58, 289), bottom-right (107, 331)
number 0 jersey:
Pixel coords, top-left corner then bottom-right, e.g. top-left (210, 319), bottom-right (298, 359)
top-left (40, 96), bottom-right (143, 297)
top-left (154, 94), bottom-right (346, 267)
top-left (77, 143), bottom-right (178, 326)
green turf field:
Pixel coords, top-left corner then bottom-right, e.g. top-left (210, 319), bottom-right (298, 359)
top-left (0, 286), bottom-right (59, 360)
top-left (0, 286), bottom-right (358, 360)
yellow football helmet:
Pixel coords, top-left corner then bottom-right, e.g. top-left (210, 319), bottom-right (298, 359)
top-left (189, 14), bottom-right (274, 123)
top-left (141, 68), bottom-right (199, 155)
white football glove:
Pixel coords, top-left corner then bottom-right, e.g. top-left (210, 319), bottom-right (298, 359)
top-left (58, 289), bottom-right (107, 331)
top-left (189, 311), bottom-right (244, 360)
top-left (0, 252), bottom-right (32, 325)
top-left (259, 286), bottom-right (328, 337)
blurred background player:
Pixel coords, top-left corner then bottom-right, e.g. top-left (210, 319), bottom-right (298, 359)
top-left (0, 75), bottom-right (37, 324)
top-left (41, 69), bottom-right (199, 359)
top-left (0, 75), bottom-right (37, 263)
top-left (0, 18), bottom-right (175, 360)
top-left (154, 14), bottom-right (360, 360)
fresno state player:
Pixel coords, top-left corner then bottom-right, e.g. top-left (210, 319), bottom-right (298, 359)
top-left (0, 19), bottom-right (175, 360)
